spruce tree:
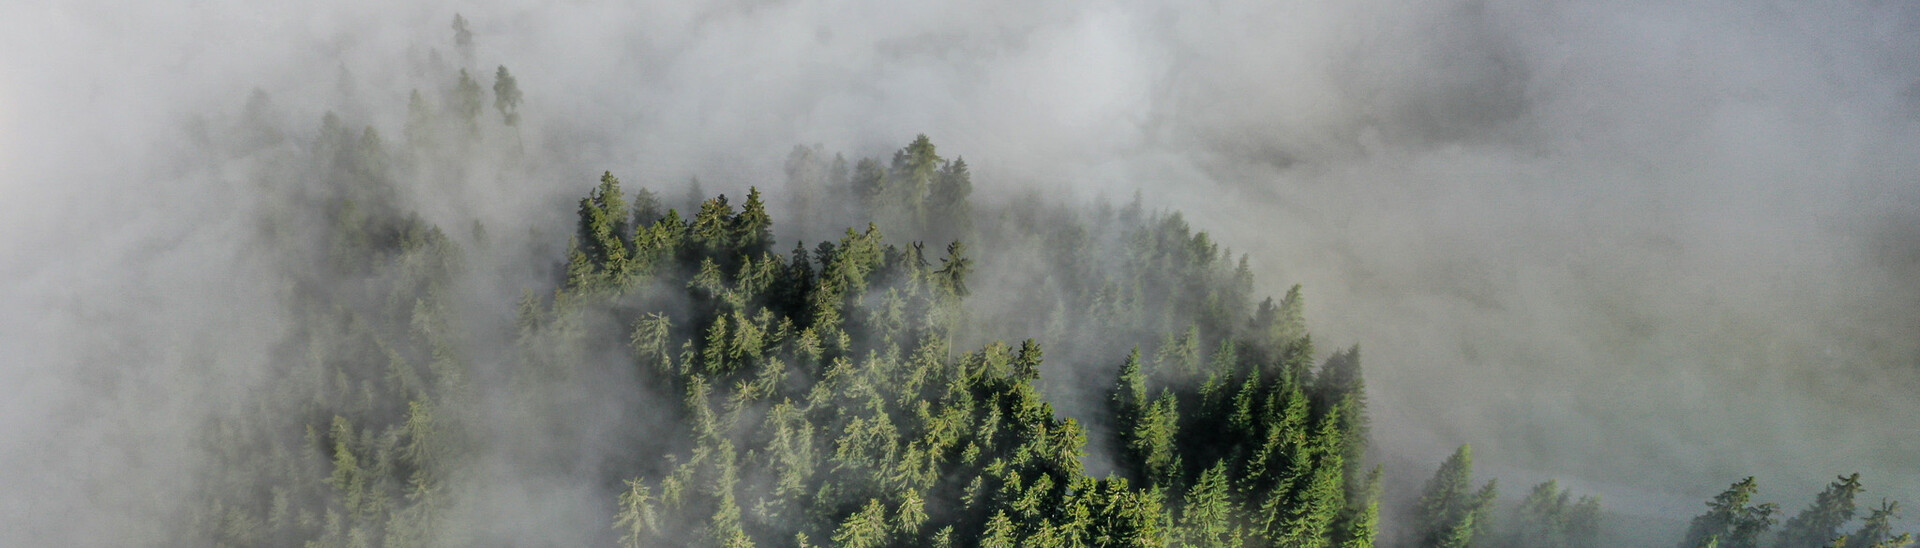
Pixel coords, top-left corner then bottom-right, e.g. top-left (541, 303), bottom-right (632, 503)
top-left (734, 187), bottom-right (774, 258)
top-left (1681, 477), bottom-right (1778, 548)
top-left (1844, 500), bottom-right (1905, 548)
top-left (452, 69), bottom-right (483, 127)
top-left (450, 14), bottom-right (473, 60)
top-left (1778, 474), bottom-right (1863, 548)
top-left (928, 156), bottom-right (973, 245)
top-left (492, 65), bottom-right (522, 125)
top-left (1415, 445), bottom-right (1497, 548)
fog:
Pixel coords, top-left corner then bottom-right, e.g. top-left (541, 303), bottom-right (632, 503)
top-left (4, 0), bottom-right (1919, 543)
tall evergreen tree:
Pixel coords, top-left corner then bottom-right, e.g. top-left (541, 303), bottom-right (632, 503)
top-left (492, 65), bottom-right (522, 125)
top-left (1778, 474), bottom-right (1864, 548)
top-left (1502, 480), bottom-right (1601, 548)
top-left (927, 156), bottom-right (973, 245)
top-left (734, 187), bottom-right (774, 258)
top-left (452, 69), bottom-right (484, 127)
top-left (451, 13), bottom-right (474, 60)
top-left (1414, 445), bottom-right (1497, 548)
top-left (1844, 500), bottom-right (1907, 548)
top-left (1681, 477), bottom-right (1778, 548)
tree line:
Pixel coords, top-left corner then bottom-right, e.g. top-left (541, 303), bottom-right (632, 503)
top-left (182, 13), bottom-right (1913, 548)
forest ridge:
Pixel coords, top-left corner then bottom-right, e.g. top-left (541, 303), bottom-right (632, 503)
top-left (182, 15), bottom-right (1915, 548)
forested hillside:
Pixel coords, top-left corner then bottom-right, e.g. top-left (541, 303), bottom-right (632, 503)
top-left (178, 16), bottom-right (1915, 548)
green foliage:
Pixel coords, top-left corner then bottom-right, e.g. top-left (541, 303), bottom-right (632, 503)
top-left (1415, 445), bottom-right (1498, 548)
top-left (1681, 477), bottom-right (1779, 548)
top-left (492, 65), bottom-right (521, 125)
top-left (563, 137), bottom-right (1379, 548)
top-left (201, 66), bottom-right (1392, 547)
top-left (452, 69), bottom-right (483, 126)
top-left (1846, 500), bottom-right (1907, 548)
top-left (1500, 480), bottom-right (1600, 548)
top-left (183, 42), bottom-right (1920, 548)
top-left (1778, 474), bottom-right (1863, 548)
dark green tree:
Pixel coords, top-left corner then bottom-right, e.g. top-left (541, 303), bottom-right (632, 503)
top-left (451, 14), bottom-right (473, 60)
top-left (492, 65), bottom-right (522, 125)
top-left (1503, 480), bottom-right (1601, 548)
top-left (452, 69), bottom-right (484, 128)
top-left (1844, 500), bottom-right (1908, 548)
top-left (927, 156), bottom-right (973, 245)
top-left (571, 171), bottom-right (632, 285)
top-left (733, 187), bottom-right (774, 258)
top-left (1415, 445), bottom-right (1497, 548)
top-left (1778, 474), bottom-right (1863, 548)
top-left (1681, 477), bottom-right (1778, 548)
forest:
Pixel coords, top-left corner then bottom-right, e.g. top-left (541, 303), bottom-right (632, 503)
top-left (154, 15), bottom-right (1920, 548)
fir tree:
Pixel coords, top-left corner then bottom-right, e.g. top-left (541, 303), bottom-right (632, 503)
top-left (492, 65), bottom-right (522, 125)
top-left (1681, 477), bottom-right (1778, 548)
top-left (452, 69), bottom-right (484, 127)
top-left (1415, 445), bottom-right (1497, 548)
top-left (1778, 474), bottom-right (1863, 548)
top-left (1845, 500), bottom-right (1906, 548)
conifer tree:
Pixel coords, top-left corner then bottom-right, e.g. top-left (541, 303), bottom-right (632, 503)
top-left (852, 159), bottom-right (886, 214)
top-left (492, 65), bottom-right (522, 125)
top-left (1844, 500), bottom-right (1906, 548)
top-left (1681, 477), bottom-right (1778, 548)
top-left (928, 156), bottom-right (973, 245)
top-left (1415, 445), bottom-right (1497, 548)
top-left (831, 499), bottom-right (890, 548)
top-left (690, 195), bottom-right (736, 259)
top-left (632, 187), bottom-right (663, 227)
top-left (887, 134), bottom-right (941, 233)
top-left (575, 172), bottom-right (632, 283)
top-left (451, 14), bottom-right (473, 60)
top-left (452, 69), bottom-right (484, 127)
top-left (1504, 480), bottom-right (1601, 548)
top-left (734, 187), bottom-right (774, 258)
top-left (1336, 467), bottom-right (1383, 548)
top-left (1778, 474), bottom-right (1863, 548)
top-left (1177, 462), bottom-right (1241, 548)
top-left (935, 241), bottom-right (972, 298)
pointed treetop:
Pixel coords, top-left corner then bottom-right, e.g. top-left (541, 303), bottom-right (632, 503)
top-left (493, 65), bottom-right (522, 125)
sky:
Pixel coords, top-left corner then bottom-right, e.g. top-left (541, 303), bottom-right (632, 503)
top-left (3, 0), bottom-right (1919, 542)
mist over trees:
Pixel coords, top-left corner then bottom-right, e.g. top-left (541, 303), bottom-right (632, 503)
top-left (7, 8), bottom-right (1916, 548)
top-left (170, 21), bottom-right (1919, 547)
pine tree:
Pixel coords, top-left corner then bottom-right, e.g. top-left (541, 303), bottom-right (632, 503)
top-left (1415, 445), bottom-right (1496, 548)
top-left (1778, 474), bottom-right (1863, 548)
top-left (1110, 349), bottom-right (1147, 474)
top-left (927, 156), bottom-right (973, 245)
top-left (831, 499), bottom-right (890, 548)
top-left (450, 14), bottom-right (473, 60)
top-left (614, 480), bottom-right (658, 548)
top-left (690, 194), bottom-right (736, 259)
top-left (1845, 500), bottom-right (1905, 548)
top-left (1681, 477), bottom-right (1778, 548)
top-left (492, 65), bottom-right (522, 126)
top-left (452, 69), bottom-right (483, 128)
top-left (784, 145), bottom-right (827, 238)
top-left (852, 159), bottom-right (886, 214)
top-left (885, 134), bottom-right (941, 234)
top-left (1336, 467), bottom-right (1382, 548)
top-left (1505, 480), bottom-right (1601, 548)
top-left (934, 241), bottom-right (972, 298)
top-left (1177, 462), bottom-right (1240, 548)
top-left (632, 187), bottom-right (663, 227)
top-left (734, 187), bottom-right (774, 258)
top-left (575, 172), bottom-right (632, 283)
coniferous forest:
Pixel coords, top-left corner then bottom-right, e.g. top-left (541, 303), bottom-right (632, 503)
top-left (31, 12), bottom-right (1912, 548)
